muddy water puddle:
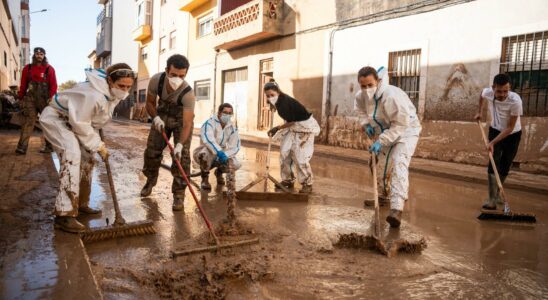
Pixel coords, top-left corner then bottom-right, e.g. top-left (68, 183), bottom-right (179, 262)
top-left (79, 123), bottom-right (548, 299)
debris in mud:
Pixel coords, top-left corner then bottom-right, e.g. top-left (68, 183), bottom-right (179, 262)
top-left (215, 219), bottom-right (255, 237)
top-left (333, 233), bottom-right (427, 257)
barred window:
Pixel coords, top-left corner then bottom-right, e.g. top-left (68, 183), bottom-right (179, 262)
top-left (388, 49), bottom-right (421, 108)
top-left (194, 80), bottom-right (211, 101)
top-left (500, 31), bottom-right (548, 116)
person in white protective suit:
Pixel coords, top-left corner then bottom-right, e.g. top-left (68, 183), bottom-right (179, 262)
top-left (39, 64), bottom-right (136, 233)
top-left (193, 103), bottom-right (241, 190)
top-left (356, 66), bottom-right (421, 228)
top-left (263, 80), bottom-right (320, 194)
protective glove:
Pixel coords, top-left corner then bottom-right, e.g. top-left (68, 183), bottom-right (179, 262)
top-left (368, 141), bottom-right (382, 155)
top-left (152, 116), bottom-right (165, 132)
top-left (267, 126), bottom-right (280, 137)
top-left (97, 142), bottom-right (109, 161)
top-left (363, 124), bottom-right (375, 138)
top-left (217, 151), bottom-right (229, 164)
top-left (174, 143), bottom-right (183, 161)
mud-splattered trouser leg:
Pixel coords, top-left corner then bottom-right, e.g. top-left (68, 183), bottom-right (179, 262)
top-left (39, 107), bottom-right (81, 217)
top-left (279, 131), bottom-right (314, 185)
top-left (487, 127), bottom-right (521, 177)
top-left (142, 116), bottom-right (191, 195)
top-left (193, 145), bottom-right (242, 173)
top-left (389, 135), bottom-right (419, 211)
top-left (78, 149), bottom-right (96, 209)
top-left (16, 96), bottom-right (38, 151)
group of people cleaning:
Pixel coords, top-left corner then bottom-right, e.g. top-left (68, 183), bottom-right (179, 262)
top-left (17, 48), bottom-right (523, 234)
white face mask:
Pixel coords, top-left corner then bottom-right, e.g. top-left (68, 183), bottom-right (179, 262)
top-left (168, 76), bottom-right (184, 90)
top-left (110, 88), bottom-right (129, 100)
top-left (268, 96), bottom-right (278, 105)
top-left (220, 113), bottom-right (232, 124)
top-left (362, 87), bottom-right (377, 101)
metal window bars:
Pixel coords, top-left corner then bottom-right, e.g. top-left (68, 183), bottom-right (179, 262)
top-left (388, 49), bottom-right (421, 109)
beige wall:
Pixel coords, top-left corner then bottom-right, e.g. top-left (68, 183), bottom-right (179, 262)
top-left (0, 0), bottom-right (20, 90)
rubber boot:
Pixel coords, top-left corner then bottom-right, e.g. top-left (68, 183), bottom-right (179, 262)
top-left (386, 209), bottom-right (402, 228)
top-left (39, 140), bottom-right (53, 153)
top-left (140, 178), bottom-right (156, 197)
top-left (201, 174), bottom-right (211, 190)
top-left (54, 216), bottom-right (86, 233)
top-left (215, 168), bottom-right (225, 185)
top-left (495, 175), bottom-right (507, 206)
top-left (79, 206), bottom-right (102, 215)
top-left (172, 192), bottom-right (184, 211)
top-left (15, 147), bottom-right (26, 155)
top-left (482, 173), bottom-right (498, 210)
top-left (276, 180), bottom-right (294, 191)
top-left (299, 184), bottom-right (312, 194)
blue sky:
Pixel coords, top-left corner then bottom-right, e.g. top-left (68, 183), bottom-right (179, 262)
top-left (29, 0), bottom-right (101, 84)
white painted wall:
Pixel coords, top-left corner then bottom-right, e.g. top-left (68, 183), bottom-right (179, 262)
top-left (112, 0), bottom-right (138, 70)
top-left (186, 61), bottom-right (215, 127)
top-left (326, 0), bottom-right (548, 119)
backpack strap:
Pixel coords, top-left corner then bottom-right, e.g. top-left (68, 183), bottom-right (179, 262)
top-left (26, 64), bottom-right (32, 82)
top-left (157, 72), bottom-right (166, 100)
top-left (177, 86), bottom-right (192, 106)
top-left (44, 66), bottom-right (50, 81)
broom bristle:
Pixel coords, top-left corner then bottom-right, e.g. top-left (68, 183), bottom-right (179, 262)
top-left (81, 221), bottom-right (156, 242)
top-left (478, 210), bottom-right (536, 223)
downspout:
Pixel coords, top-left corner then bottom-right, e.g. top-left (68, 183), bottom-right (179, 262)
top-left (324, 27), bottom-right (338, 143)
top-left (213, 50), bottom-right (219, 115)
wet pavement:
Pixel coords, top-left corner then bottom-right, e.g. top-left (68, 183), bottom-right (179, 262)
top-left (79, 122), bottom-right (548, 299)
top-left (2, 122), bottom-right (547, 299)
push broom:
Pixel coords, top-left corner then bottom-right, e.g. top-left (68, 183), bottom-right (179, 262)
top-left (158, 130), bottom-right (258, 257)
top-left (476, 121), bottom-right (536, 222)
top-left (81, 129), bottom-right (156, 242)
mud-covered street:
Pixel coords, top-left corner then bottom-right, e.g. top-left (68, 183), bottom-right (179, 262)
top-left (57, 121), bottom-right (546, 299)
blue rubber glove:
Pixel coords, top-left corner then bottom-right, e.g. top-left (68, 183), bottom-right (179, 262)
top-left (364, 124), bottom-right (375, 138)
top-left (369, 141), bottom-right (382, 155)
top-left (217, 151), bottom-right (229, 164)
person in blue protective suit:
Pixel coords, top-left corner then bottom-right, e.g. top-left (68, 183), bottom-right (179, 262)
top-left (39, 64), bottom-right (135, 233)
top-left (355, 66), bottom-right (422, 228)
top-left (193, 103), bottom-right (241, 190)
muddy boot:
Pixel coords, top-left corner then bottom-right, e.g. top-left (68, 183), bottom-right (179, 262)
top-left (364, 195), bottom-right (390, 207)
top-left (15, 147), bottom-right (26, 155)
top-left (172, 193), bottom-right (184, 211)
top-left (495, 175), bottom-right (507, 206)
top-left (140, 178), bottom-right (156, 197)
top-left (276, 180), bottom-right (294, 191)
top-left (215, 168), bottom-right (225, 186)
top-left (299, 184), bottom-right (312, 194)
top-left (54, 216), bottom-right (86, 233)
top-left (201, 175), bottom-right (211, 190)
top-left (39, 141), bottom-right (53, 153)
top-left (78, 206), bottom-right (102, 215)
top-left (482, 173), bottom-right (497, 210)
top-left (386, 209), bottom-right (402, 228)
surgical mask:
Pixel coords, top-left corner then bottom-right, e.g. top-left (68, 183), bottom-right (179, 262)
top-left (168, 76), bottom-right (184, 89)
top-left (110, 88), bottom-right (129, 100)
top-left (362, 87), bottom-right (377, 101)
top-left (220, 113), bottom-right (232, 124)
top-left (268, 96), bottom-right (278, 105)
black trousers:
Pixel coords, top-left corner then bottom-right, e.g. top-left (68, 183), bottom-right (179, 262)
top-left (487, 127), bottom-right (522, 177)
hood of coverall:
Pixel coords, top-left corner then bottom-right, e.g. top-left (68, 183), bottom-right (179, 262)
top-left (85, 69), bottom-right (112, 99)
top-left (374, 66), bottom-right (389, 100)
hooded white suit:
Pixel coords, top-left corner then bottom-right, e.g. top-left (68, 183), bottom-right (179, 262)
top-left (40, 69), bottom-right (122, 217)
top-left (193, 115), bottom-right (241, 170)
top-left (354, 67), bottom-right (421, 211)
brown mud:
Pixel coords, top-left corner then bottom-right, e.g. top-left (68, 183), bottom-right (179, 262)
top-left (335, 233), bottom-right (428, 257)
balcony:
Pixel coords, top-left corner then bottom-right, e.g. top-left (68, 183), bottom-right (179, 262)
top-left (213, 0), bottom-right (283, 50)
top-left (179, 0), bottom-right (209, 12)
top-left (96, 16), bottom-right (112, 58)
top-left (133, 25), bottom-right (152, 42)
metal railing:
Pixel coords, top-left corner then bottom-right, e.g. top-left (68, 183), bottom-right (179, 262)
top-left (388, 49), bottom-right (421, 108)
top-left (500, 30), bottom-right (548, 116)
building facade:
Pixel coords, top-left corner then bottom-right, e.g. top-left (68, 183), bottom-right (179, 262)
top-left (0, 0), bottom-right (24, 91)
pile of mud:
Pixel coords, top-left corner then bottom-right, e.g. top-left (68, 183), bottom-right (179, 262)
top-left (215, 219), bottom-right (255, 237)
top-left (334, 233), bottom-right (427, 257)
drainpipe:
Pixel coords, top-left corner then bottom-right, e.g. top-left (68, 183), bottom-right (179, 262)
top-left (213, 49), bottom-right (220, 115)
top-left (324, 27), bottom-right (339, 143)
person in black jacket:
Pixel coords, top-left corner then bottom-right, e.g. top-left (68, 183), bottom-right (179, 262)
top-left (264, 80), bottom-right (320, 193)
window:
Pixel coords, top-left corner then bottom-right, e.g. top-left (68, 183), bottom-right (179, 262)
top-left (159, 36), bottom-right (167, 54)
top-left (194, 80), bottom-right (211, 100)
top-left (198, 13), bottom-right (213, 38)
top-left (137, 0), bottom-right (152, 27)
top-left (500, 31), bottom-right (548, 116)
top-left (387, 49), bottom-right (421, 108)
top-left (169, 31), bottom-right (176, 49)
top-left (140, 46), bottom-right (148, 61)
top-left (138, 89), bottom-right (146, 103)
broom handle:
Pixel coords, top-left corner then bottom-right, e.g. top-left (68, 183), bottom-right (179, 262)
top-left (99, 129), bottom-right (126, 225)
top-left (264, 117), bottom-right (274, 192)
top-left (162, 130), bottom-right (220, 245)
top-left (371, 151), bottom-right (381, 238)
top-left (477, 121), bottom-right (508, 208)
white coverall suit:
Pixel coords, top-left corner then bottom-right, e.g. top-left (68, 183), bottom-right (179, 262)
top-left (39, 69), bottom-right (121, 217)
top-left (274, 116), bottom-right (320, 186)
top-left (193, 115), bottom-right (241, 170)
top-left (355, 67), bottom-right (421, 211)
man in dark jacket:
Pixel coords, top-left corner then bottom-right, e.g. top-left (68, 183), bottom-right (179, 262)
top-left (15, 47), bottom-right (58, 154)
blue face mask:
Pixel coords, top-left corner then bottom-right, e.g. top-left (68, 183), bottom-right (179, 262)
top-left (220, 113), bottom-right (232, 124)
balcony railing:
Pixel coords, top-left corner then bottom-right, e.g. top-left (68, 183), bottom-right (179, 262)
top-left (213, 0), bottom-right (283, 50)
top-left (96, 17), bottom-right (112, 58)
